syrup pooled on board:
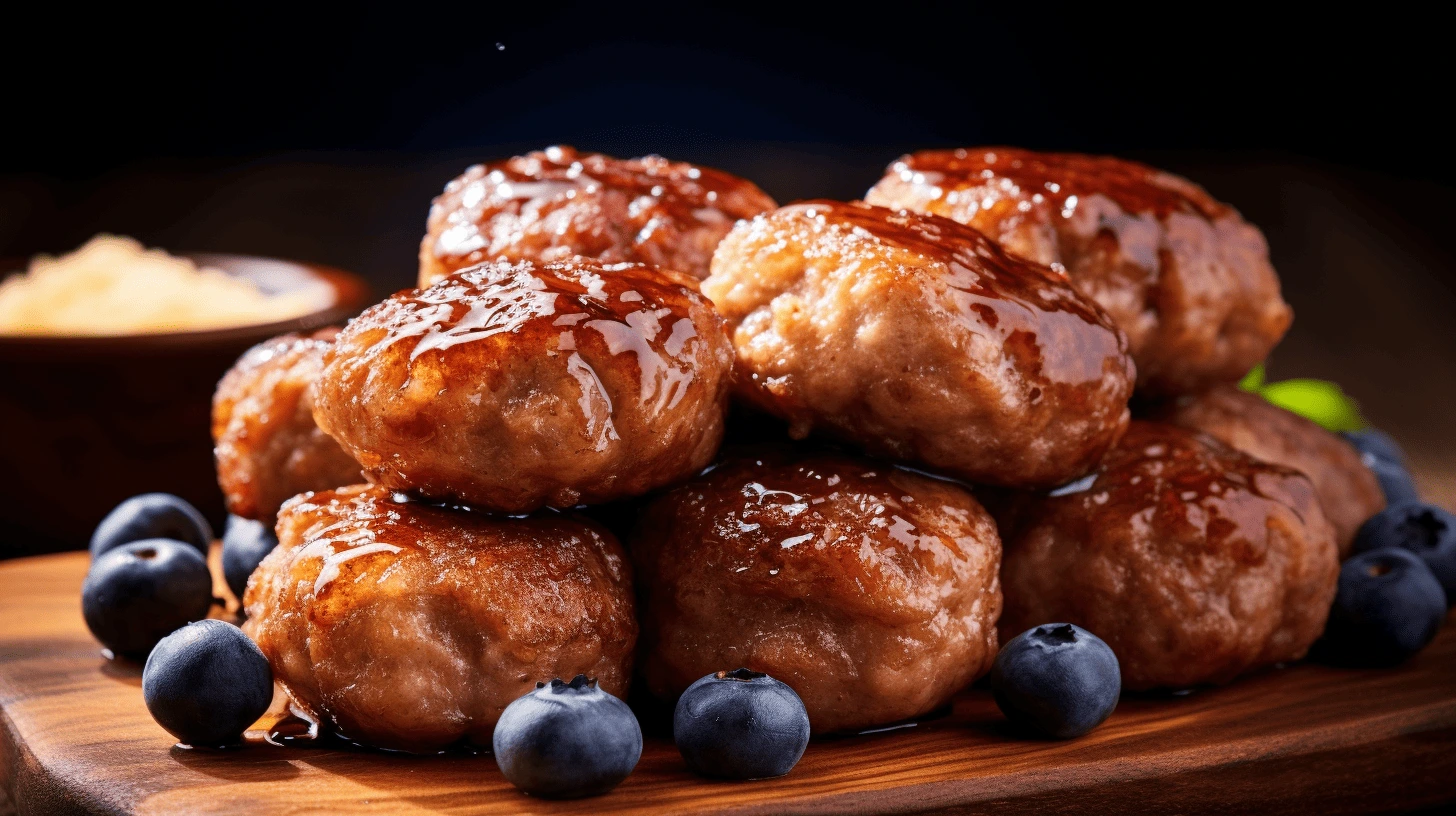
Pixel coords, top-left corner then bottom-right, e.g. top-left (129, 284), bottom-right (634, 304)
top-left (259, 710), bottom-right (490, 756)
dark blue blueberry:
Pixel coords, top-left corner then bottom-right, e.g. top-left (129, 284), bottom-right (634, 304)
top-left (492, 675), bottom-right (641, 799)
top-left (81, 539), bottom-right (214, 659)
top-left (90, 493), bottom-right (212, 559)
top-left (142, 619), bottom-right (273, 747)
top-left (1341, 428), bottom-right (1407, 467)
top-left (1367, 457), bottom-right (1420, 506)
top-left (673, 668), bottom-right (810, 780)
top-left (1353, 503), bottom-right (1456, 605)
top-left (221, 515), bottom-right (278, 602)
top-left (1321, 548), bottom-right (1446, 666)
top-left (990, 623), bottom-right (1121, 739)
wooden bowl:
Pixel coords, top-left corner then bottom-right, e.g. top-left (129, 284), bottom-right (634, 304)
top-left (0, 254), bottom-right (370, 558)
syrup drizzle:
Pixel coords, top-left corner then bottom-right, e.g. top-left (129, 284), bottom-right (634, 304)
top-left (783, 200), bottom-right (1127, 388)
top-left (883, 147), bottom-right (1230, 221)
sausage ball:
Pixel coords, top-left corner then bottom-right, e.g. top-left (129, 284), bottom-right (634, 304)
top-left (632, 451), bottom-right (1002, 733)
top-left (243, 484), bottom-right (636, 753)
top-left (1151, 386), bottom-right (1384, 555)
top-left (998, 422), bottom-right (1339, 690)
top-left (212, 329), bottom-right (362, 520)
top-left (703, 200), bottom-right (1135, 489)
top-left (313, 259), bottom-right (733, 512)
top-left (866, 148), bottom-right (1293, 396)
top-left (419, 145), bottom-right (776, 286)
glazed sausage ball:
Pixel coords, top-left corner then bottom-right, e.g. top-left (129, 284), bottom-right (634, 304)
top-left (243, 484), bottom-right (636, 753)
top-left (312, 260), bottom-right (733, 512)
top-left (419, 145), bottom-right (776, 286)
top-left (866, 148), bottom-right (1293, 396)
top-left (703, 200), bottom-right (1135, 489)
top-left (633, 451), bottom-right (1002, 733)
top-left (998, 422), bottom-right (1339, 690)
top-left (1151, 386), bottom-right (1384, 555)
top-left (212, 329), bottom-right (362, 520)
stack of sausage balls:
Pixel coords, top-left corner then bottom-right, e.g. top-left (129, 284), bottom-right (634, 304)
top-left (212, 144), bottom-right (1382, 752)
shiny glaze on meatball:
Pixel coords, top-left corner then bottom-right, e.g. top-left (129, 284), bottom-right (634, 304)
top-left (313, 260), bottom-right (733, 512)
top-left (243, 484), bottom-right (636, 753)
top-left (866, 148), bottom-right (1292, 396)
top-left (704, 200), bottom-right (1135, 489)
top-left (633, 451), bottom-right (1002, 733)
top-left (212, 329), bottom-right (361, 520)
top-left (419, 146), bottom-right (776, 286)
top-left (1151, 386), bottom-right (1385, 555)
top-left (998, 422), bottom-right (1338, 690)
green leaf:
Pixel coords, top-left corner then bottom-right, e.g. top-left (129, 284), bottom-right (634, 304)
top-left (1238, 363), bottom-right (1266, 392)
top-left (1259, 378), bottom-right (1366, 432)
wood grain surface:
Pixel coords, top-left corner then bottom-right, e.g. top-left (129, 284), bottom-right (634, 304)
top-left (3, 551), bottom-right (1455, 815)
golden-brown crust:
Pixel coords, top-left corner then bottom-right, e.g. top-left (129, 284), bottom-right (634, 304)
top-left (243, 484), bottom-right (636, 753)
top-left (632, 451), bottom-right (1001, 733)
top-left (703, 200), bottom-right (1135, 489)
top-left (419, 146), bottom-right (776, 286)
top-left (313, 259), bottom-right (734, 512)
top-left (211, 328), bottom-right (362, 520)
top-left (1150, 386), bottom-right (1385, 555)
top-left (866, 148), bottom-right (1293, 396)
top-left (997, 422), bottom-right (1339, 690)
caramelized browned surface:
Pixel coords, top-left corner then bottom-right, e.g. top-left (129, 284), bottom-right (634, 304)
top-left (418, 146), bottom-right (776, 286)
top-left (1151, 386), bottom-right (1385, 555)
top-left (632, 451), bottom-right (1001, 733)
top-left (866, 148), bottom-right (1292, 396)
top-left (243, 484), bottom-right (636, 753)
top-left (998, 422), bottom-right (1338, 690)
top-left (211, 329), bottom-right (362, 520)
top-left (313, 259), bottom-right (733, 511)
top-left (704, 200), bottom-right (1135, 489)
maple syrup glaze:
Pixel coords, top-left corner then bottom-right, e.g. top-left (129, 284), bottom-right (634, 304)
top-left (790, 199), bottom-right (1117, 381)
top-left (866, 148), bottom-right (1293, 396)
top-left (883, 148), bottom-right (1228, 221)
top-left (633, 450), bottom-right (1001, 733)
top-left (212, 328), bottom-right (362, 521)
top-left (998, 421), bottom-right (1339, 691)
top-left (312, 260), bottom-right (733, 512)
top-left (420, 145), bottom-right (776, 285)
top-left (243, 484), bottom-right (636, 754)
top-left (1150, 385), bottom-right (1385, 555)
top-left (703, 200), bottom-right (1135, 489)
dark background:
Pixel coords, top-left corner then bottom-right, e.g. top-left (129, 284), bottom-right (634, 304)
top-left (3, 2), bottom-right (1454, 547)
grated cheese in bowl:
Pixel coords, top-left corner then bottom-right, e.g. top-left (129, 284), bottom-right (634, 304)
top-left (0, 235), bottom-right (331, 336)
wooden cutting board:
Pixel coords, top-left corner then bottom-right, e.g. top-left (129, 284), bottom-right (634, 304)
top-left (2, 550), bottom-right (1455, 815)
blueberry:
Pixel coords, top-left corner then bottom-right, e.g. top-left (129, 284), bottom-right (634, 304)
top-left (1341, 428), bottom-right (1407, 467)
top-left (142, 619), bottom-right (273, 747)
top-left (221, 515), bottom-right (278, 602)
top-left (81, 539), bottom-right (214, 659)
top-left (1367, 457), bottom-right (1420, 506)
top-left (492, 675), bottom-right (641, 799)
top-left (673, 668), bottom-right (810, 780)
top-left (1353, 503), bottom-right (1456, 605)
top-left (990, 623), bottom-right (1121, 739)
top-left (90, 493), bottom-right (212, 559)
top-left (1321, 548), bottom-right (1446, 666)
